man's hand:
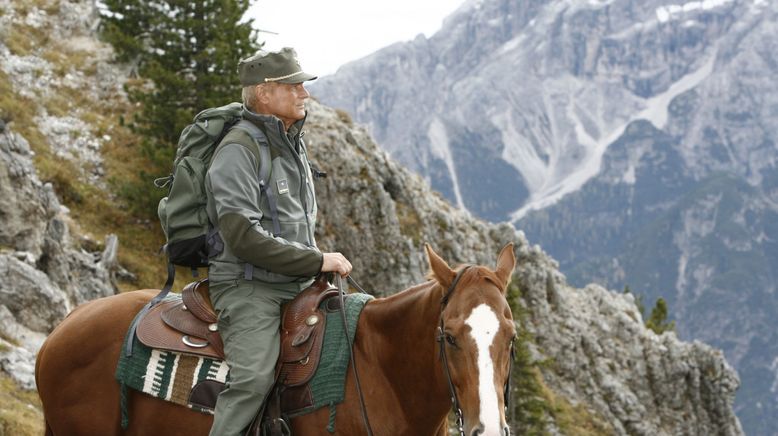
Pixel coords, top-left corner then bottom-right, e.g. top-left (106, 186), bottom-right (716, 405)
top-left (321, 252), bottom-right (352, 277)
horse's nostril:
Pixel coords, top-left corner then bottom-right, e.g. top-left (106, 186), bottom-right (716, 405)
top-left (503, 425), bottom-right (511, 436)
top-left (470, 424), bottom-right (485, 436)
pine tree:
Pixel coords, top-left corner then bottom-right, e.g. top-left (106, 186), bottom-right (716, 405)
top-left (645, 297), bottom-right (675, 334)
top-left (99, 0), bottom-right (261, 216)
top-left (623, 286), bottom-right (675, 334)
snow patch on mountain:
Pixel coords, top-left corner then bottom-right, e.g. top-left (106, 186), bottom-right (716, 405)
top-left (494, 110), bottom-right (548, 193)
top-left (510, 50), bottom-right (717, 222)
top-left (638, 50), bottom-right (717, 130)
top-left (771, 356), bottom-right (778, 393)
top-left (656, 0), bottom-right (736, 23)
top-left (428, 117), bottom-right (465, 208)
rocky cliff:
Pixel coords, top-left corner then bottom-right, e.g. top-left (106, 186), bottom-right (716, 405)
top-left (0, 0), bottom-right (123, 393)
top-left (305, 100), bottom-right (743, 435)
top-left (0, 126), bottom-right (118, 389)
top-left (0, 0), bottom-right (743, 434)
top-left (312, 0), bottom-right (776, 432)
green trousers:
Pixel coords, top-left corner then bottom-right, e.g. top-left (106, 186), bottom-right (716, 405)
top-left (208, 279), bottom-right (310, 436)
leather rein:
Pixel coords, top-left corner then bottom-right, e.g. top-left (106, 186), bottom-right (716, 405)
top-left (337, 275), bottom-right (374, 436)
top-left (436, 266), bottom-right (517, 436)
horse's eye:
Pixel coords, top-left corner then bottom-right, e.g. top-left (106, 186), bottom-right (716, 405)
top-left (446, 334), bottom-right (457, 347)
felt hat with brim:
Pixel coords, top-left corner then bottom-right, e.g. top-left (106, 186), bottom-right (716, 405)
top-left (238, 47), bottom-right (317, 86)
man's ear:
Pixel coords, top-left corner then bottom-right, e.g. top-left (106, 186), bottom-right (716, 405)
top-left (256, 84), bottom-right (269, 104)
top-left (425, 244), bottom-right (455, 289)
top-left (494, 243), bottom-right (516, 293)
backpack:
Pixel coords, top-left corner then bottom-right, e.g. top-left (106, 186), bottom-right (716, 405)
top-left (154, 102), bottom-right (277, 293)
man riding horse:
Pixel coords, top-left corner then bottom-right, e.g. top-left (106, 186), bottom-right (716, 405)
top-left (35, 46), bottom-right (519, 436)
top-left (205, 47), bottom-right (351, 436)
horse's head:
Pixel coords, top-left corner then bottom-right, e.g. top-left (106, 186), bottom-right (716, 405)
top-left (426, 243), bottom-right (517, 436)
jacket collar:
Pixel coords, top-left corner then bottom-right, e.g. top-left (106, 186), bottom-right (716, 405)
top-left (242, 106), bottom-right (307, 140)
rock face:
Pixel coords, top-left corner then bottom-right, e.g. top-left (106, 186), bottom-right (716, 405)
top-left (0, 0), bottom-right (122, 387)
top-left (0, 127), bottom-right (118, 389)
top-left (305, 102), bottom-right (519, 292)
top-left (312, 0), bottom-right (776, 431)
top-left (305, 100), bottom-right (742, 434)
top-left (519, 273), bottom-right (742, 435)
top-left (0, 0), bottom-right (743, 433)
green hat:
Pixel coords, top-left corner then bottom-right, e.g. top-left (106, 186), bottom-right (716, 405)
top-left (238, 47), bottom-right (317, 86)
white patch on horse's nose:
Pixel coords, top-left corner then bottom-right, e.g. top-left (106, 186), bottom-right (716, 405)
top-left (465, 304), bottom-right (501, 435)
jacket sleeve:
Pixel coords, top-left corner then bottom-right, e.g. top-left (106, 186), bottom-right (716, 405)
top-left (207, 143), bottom-right (323, 277)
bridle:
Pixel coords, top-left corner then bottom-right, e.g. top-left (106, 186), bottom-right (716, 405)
top-left (436, 266), bottom-right (517, 436)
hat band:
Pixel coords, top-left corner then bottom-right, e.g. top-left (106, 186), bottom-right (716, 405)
top-left (264, 70), bottom-right (304, 82)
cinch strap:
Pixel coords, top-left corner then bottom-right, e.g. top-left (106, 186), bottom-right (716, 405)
top-left (125, 260), bottom-right (175, 357)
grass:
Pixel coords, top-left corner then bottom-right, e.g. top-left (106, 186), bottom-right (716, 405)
top-left (334, 108), bottom-right (353, 126)
top-left (0, 332), bottom-right (20, 348)
top-left (4, 23), bottom-right (46, 56)
top-left (541, 381), bottom-right (613, 436)
top-left (1, 5), bottom-right (171, 293)
top-left (0, 374), bottom-right (43, 436)
top-left (396, 201), bottom-right (422, 245)
top-left (507, 280), bottom-right (613, 435)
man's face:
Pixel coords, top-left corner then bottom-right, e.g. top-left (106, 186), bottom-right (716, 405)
top-left (262, 82), bottom-right (310, 128)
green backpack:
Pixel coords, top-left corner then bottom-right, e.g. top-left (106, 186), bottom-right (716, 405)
top-left (154, 102), bottom-right (276, 292)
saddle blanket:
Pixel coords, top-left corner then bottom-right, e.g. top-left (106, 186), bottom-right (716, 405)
top-left (115, 292), bottom-right (373, 427)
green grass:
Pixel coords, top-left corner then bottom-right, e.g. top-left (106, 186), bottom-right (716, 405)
top-left (0, 373), bottom-right (43, 436)
top-left (1, 8), bottom-right (170, 292)
top-left (396, 201), bottom-right (422, 245)
top-left (544, 383), bottom-right (613, 436)
top-left (0, 331), bottom-right (20, 348)
top-left (508, 280), bottom-right (613, 435)
top-left (334, 108), bottom-right (353, 126)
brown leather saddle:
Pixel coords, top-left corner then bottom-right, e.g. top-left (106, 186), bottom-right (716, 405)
top-left (136, 274), bottom-right (338, 362)
top-left (135, 274), bottom-right (342, 430)
top-left (136, 279), bottom-right (225, 359)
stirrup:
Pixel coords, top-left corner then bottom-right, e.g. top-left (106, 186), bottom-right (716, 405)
top-left (262, 417), bottom-right (291, 436)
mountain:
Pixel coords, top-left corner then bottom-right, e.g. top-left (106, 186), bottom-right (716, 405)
top-left (312, 0), bottom-right (777, 432)
top-left (0, 0), bottom-right (743, 434)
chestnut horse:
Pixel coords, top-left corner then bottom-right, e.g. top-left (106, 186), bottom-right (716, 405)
top-left (36, 244), bottom-right (517, 436)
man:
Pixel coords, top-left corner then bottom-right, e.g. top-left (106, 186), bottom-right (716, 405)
top-left (205, 47), bottom-right (352, 436)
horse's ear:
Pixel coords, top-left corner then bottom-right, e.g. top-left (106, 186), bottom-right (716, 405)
top-left (425, 244), bottom-right (456, 289)
top-left (494, 243), bottom-right (516, 292)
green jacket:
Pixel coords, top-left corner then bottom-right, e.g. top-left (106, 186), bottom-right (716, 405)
top-left (205, 108), bottom-right (322, 284)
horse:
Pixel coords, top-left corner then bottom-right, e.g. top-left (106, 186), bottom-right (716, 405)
top-left (36, 243), bottom-right (517, 436)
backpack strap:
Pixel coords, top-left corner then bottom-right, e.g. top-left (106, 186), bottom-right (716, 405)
top-left (231, 119), bottom-right (282, 281)
top-left (231, 120), bottom-right (281, 237)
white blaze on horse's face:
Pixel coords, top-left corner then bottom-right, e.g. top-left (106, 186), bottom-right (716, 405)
top-left (465, 303), bottom-right (505, 436)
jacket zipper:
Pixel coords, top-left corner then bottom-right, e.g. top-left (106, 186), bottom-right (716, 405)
top-left (280, 124), bottom-right (315, 246)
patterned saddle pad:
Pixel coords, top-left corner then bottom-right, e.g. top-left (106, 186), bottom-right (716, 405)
top-left (115, 292), bottom-right (372, 429)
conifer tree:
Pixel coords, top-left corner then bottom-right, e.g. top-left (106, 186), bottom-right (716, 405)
top-left (99, 0), bottom-right (261, 215)
top-left (646, 297), bottom-right (675, 334)
top-left (623, 286), bottom-right (675, 334)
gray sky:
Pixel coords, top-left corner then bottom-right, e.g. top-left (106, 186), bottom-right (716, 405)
top-left (246, 0), bottom-right (465, 77)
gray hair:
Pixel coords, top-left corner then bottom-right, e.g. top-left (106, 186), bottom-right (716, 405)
top-left (242, 84), bottom-right (259, 110)
top-left (242, 83), bottom-right (277, 111)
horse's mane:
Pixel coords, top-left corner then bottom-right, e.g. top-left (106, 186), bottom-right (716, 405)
top-left (425, 264), bottom-right (506, 293)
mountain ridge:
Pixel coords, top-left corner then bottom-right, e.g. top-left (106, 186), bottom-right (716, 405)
top-left (312, 0), bottom-right (776, 432)
top-left (0, 0), bottom-right (745, 433)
